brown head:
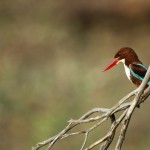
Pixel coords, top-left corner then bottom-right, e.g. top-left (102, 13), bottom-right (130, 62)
top-left (114, 47), bottom-right (140, 66)
top-left (103, 47), bottom-right (141, 71)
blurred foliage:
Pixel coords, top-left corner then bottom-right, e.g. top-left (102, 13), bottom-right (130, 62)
top-left (0, 0), bottom-right (150, 150)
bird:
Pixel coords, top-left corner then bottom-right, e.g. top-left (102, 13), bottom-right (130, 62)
top-left (103, 47), bottom-right (150, 88)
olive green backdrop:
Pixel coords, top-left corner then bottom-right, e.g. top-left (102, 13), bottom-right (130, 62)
top-left (0, 1), bottom-right (150, 150)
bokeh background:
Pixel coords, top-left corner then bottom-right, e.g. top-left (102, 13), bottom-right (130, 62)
top-left (0, 0), bottom-right (150, 150)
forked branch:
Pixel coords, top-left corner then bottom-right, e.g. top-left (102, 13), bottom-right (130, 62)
top-left (32, 66), bottom-right (150, 150)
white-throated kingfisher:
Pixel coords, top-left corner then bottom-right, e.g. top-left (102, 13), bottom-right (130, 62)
top-left (103, 47), bottom-right (150, 88)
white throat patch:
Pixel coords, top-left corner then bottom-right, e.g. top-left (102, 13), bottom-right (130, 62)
top-left (118, 59), bottom-right (131, 81)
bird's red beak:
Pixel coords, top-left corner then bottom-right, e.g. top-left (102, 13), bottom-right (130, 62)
top-left (102, 58), bottom-right (119, 72)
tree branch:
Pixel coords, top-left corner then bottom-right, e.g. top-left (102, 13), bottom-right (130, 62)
top-left (32, 66), bottom-right (150, 150)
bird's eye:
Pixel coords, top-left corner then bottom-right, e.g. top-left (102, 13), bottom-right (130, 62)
top-left (117, 53), bottom-right (120, 57)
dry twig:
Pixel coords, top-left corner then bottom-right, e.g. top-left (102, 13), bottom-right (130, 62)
top-left (32, 66), bottom-right (150, 150)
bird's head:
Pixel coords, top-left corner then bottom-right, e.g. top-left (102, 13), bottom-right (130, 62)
top-left (103, 47), bottom-right (138, 72)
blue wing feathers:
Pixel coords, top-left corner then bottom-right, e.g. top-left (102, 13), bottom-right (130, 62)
top-left (136, 63), bottom-right (148, 70)
top-left (130, 63), bottom-right (150, 86)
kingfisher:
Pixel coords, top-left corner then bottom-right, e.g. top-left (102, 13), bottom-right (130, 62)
top-left (103, 47), bottom-right (150, 88)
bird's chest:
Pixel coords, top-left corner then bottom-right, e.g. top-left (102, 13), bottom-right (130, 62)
top-left (123, 64), bottom-right (144, 86)
top-left (123, 64), bottom-right (131, 81)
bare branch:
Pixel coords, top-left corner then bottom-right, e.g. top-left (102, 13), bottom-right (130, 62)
top-left (115, 66), bottom-right (150, 150)
top-left (32, 66), bottom-right (150, 150)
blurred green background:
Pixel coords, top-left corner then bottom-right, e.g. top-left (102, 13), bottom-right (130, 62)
top-left (0, 0), bottom-right (150, 150)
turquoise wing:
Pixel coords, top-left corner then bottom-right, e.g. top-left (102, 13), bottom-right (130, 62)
top-left (130, 63), bottom-right (150, 86)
